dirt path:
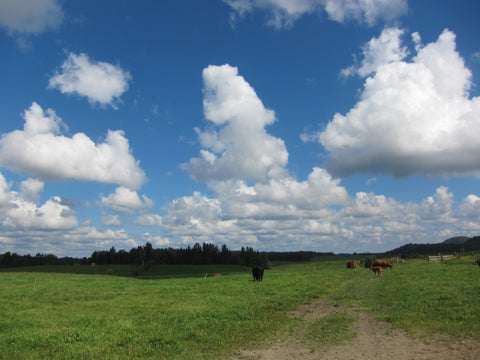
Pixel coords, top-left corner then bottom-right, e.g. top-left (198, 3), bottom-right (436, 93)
top-left (227, 300), bottom-right (478, 360)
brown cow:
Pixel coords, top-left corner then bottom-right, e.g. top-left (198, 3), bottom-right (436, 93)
top-left (370, 266), bottom-right (383, 276)
top-left (346, 260), bottom-right (356, 269)
top-left (373, 259), bottom-right (392, 269)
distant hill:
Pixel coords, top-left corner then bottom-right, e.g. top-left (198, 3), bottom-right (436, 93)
top-left (442, 236), bottom-right (469, 245)
top-left (389, 236), bottom-right (480, 257)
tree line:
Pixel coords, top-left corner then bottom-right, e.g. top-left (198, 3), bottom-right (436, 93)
top-left (3, 236), bottom-right (479, 269)
top-left (388, 236), bottom-right (480, 258)
top-left (90, 243), bottom-right (270, 269)
top-left (0, 243), bottom-right (338, 269)
top-left (0, 243), bottom-right (268, 269)
top-left (0, 252), bottom-right (80, 268)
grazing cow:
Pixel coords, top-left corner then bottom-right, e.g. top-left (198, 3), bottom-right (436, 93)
top-left (346, 260), bottom-right (357, 269)
top-left (370, 266), bottom-right (383, 276)
top-left (373, 259), bottom-right (393, 269)
top-left (476, 259), bottom-right (480, 267)
top-left (252, 265), bottom-right (264, 281)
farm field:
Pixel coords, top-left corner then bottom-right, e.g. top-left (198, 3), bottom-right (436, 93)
top-left (0, 259), bottom-right (479, 359)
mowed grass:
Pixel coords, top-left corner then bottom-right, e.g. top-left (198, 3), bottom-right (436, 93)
top-left (1, 259), bottom-right (479, 359)
top-left (0, 261), bottom-right (350, 360)
top-left (0, 264), bottom-right (250, 279)
top-left (333, 259), bottom-right (480, 337)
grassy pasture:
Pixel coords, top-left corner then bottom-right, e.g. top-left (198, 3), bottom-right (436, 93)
top-left (0, 259), bottom-right (479, 359)
top-left (0, 264), bottom-right (249, 278)
top-left (333, 259), bottom-right (480, 337)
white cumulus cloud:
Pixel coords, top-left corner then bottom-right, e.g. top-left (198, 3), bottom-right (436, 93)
top-left (0, 102), bottom-right (146, 189)
top-left (311, 28), bottom-right (480, 178)
top-left (141, 233), bottom-right (171, 247)
top-left (101, 213), bottom-right (122, 227)
top-left (341, 27), bottom-right (408, 77)
top-left (62, 225), bottom-right (137, 254)
top-left (99, 187), bottom-right (154, 214)
top-left (20, 178), bottom-right (44, 203)
top-left (158, 63), bottom-right (480, 252)
top-left (418, 186), bottom-right (455, 223)
top-left (48, 53), bottom-right (132, 109)
top-left (458, 194), bottom-right (480, 220)
top-left (0, 172), bottom-right (77, 231)
top-left (184, 64), bottom-right (288, 183)
top-left (6, 195), bottom-right (78, 230)
top-left (133, 214), bottom-right (163, 227)
top-left (170, 65), bottom-right (354, 250)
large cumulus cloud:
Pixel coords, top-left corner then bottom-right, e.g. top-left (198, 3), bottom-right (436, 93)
top-left (309, 28), bottom-right (480, 178)
top-left (183, 64), bottom-right (289, 183)
top-left (156, 62), bottom-right (480, 252)
top-left (163, 65), bottom-right (354, 250)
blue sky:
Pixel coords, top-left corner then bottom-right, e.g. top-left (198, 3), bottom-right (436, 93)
top-left (1, 0), bottom-right (480, 257)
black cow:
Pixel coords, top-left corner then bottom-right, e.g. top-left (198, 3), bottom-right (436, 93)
top-left (476, 259), bottom-right (480, 267)
top-left (252, 265), bottom-right (264, 281)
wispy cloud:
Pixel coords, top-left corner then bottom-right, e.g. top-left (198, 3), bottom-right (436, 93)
top-left (224, 0), bottom-right (408, 28)
top-left (0, 0), bottom-right (63, 35)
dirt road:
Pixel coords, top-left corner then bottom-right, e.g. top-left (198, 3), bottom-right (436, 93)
top-left (228, 300), bottom-right (478, 360)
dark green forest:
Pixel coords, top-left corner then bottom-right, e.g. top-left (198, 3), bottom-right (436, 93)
top-left (1, 236), bottom-right (479, 269)
top-left (0, 242), bottom-right (335, 269)
top-left (388, 236), bottom-right (480, 257)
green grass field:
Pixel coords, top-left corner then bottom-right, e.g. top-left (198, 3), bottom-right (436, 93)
top-left (333, 259), bottom-right (480, 337)
top-left (0, 259), bottom-right (479, 359)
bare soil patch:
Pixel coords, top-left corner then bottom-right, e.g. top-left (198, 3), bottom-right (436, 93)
top-left (227, 300), bottom-right (478, 360)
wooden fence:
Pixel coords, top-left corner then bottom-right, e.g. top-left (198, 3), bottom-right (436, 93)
top-left (428, 254), bottom-right (454, 263)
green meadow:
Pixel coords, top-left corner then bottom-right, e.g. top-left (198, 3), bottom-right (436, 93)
top-left (0, 260), bottom-right (479, 359)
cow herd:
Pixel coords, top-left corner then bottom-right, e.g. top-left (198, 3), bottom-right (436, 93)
top-left (251, 257), bottom-right (479, 282)
top-left (251, 258), bottom-right (394, 281)
top-left (346, 259), bottom-right (393, 277)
